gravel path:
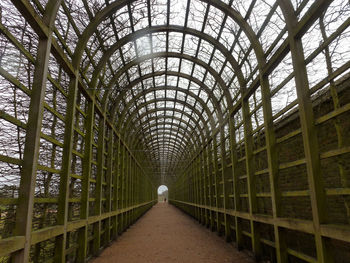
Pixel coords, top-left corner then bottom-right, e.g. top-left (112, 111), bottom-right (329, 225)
top-left (91, 203), bottom-right (255, 263)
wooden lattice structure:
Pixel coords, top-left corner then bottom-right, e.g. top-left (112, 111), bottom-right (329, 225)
top-left (0, 0), bottom-right (349, 262)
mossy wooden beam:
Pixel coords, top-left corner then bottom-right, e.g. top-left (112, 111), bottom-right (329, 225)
top-left (9, 1), bottom-right (62, 262)
top-left (0, 201), bottom-right (156, 258)
top-left (0, 237), bottom-right (25, 258)
top-left (77, 101), bottom-right (94, 262)
top-left (228, 118), bottom-right (243, 248)
top-left (200, 151), bottom-right (209, 227)
top-left (212, 138), bottom-right (221, 234)
top-left (170, 199), bottom-right (350, 244)
top-left (260, 63), bottom-right (286, 261)
top-left (279, 0), bottom-right (333, 261)
top-left (54, 76), bottom-right (79, 263)
top-left (105, 128), bottom-right (114, 244)
top-left (92, 116), bottom-right (105, 255)
top-left (241, 95), bottom-right (261, 258)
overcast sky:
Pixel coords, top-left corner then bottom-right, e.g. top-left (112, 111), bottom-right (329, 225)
top-left (158, 185), bottom-right (168, 194)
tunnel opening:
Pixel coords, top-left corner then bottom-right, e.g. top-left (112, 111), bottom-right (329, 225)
top-left (157, 185), bottom-right (169, 202)
top-left (0, 0), bottom-right (350, 262)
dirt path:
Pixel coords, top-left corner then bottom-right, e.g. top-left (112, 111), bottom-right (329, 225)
top-left (91, 203), bottom-right (255, 263)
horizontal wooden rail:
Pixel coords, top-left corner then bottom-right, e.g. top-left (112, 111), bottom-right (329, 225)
top-left (170, 199), bottom-right (350, 243)
top-left (0, 200), bottom-right (156, 257)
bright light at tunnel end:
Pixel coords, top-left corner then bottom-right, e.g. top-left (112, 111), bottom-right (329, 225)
top-left (157, 185), bottom-right (168, 195)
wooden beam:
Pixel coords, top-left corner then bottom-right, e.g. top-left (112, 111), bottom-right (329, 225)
top-left (10, 1), bottom-right (62, 262)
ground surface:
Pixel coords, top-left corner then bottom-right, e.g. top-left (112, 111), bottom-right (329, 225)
top-left (91, 203), bottom-right (255, 263)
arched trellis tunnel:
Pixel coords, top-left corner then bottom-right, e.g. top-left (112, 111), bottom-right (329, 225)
top-left (0, 0), bottom-right (350, 262)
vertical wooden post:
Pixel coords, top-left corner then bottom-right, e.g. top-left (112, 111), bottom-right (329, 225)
top-left (279, 1), bottom-right (333, 261)
top-left (129, 154), bottom-right (132, 225)
top-left (198, 156), bottom-right (204, 224)
top-left (229, 116), bottom-right (243, 249)
top-left (205, 146), bottom-right (215, 230)
top-left (260, 74), bottom-right (287, 262)
top-left (242, 97), bottom-right (261, 259)
top-left (127, 150), bottom-right (130, 225)
top-left (192, 162), bottom-right (196, 217)
top-left (212, 137), bottom-right (222, 234)
top-left (117, 139), bottom-right (122, 235)
top-left (220, 128), bottom-right (231, 241)
top-left (131, 159), bottom-right (135, 223)
top-left (194, 161), bottom-right (200, 219)
top-left (111, 136), bottom-right (119, 239)
top-left (121, 145), bottom-right (126, 231)
top-left (92, 116), bottom-right (105, 255)
top-left (105, 127), bottom-right (114, 244)
top-left (208, 141), bottom-right (220, 233)
top-left (54, 76), bottom-right (79, 263)
top-left (77, 101), bottom-right (94, 262)
top-left (201, 151), bottom-right (209, 227)
top-left (11, 1), bottom-right (61, 262)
